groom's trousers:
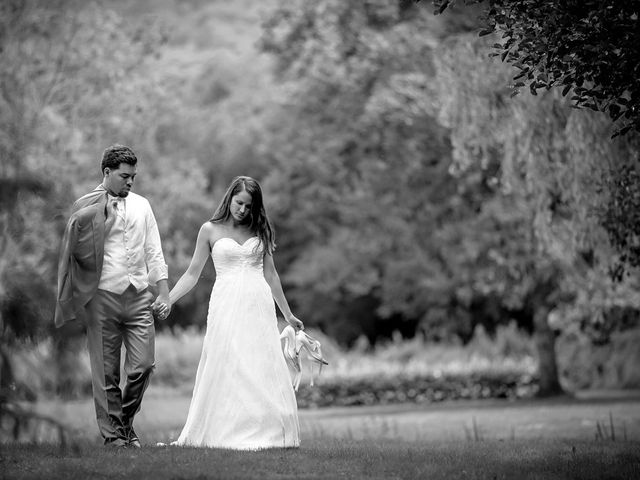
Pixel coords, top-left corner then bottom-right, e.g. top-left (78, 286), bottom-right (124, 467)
top-left (85, 285), bottom-right (155, 444)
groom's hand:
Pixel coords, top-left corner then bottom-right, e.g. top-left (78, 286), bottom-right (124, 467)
top-left (152, 295), bottom-right (171, 320)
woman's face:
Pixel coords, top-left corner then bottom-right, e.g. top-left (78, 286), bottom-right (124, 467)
top-left (230, 189), bottom-right (252, 224)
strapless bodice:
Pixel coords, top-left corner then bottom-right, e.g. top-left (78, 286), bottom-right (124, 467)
top-left (211, 237), bottom-right (263, 279)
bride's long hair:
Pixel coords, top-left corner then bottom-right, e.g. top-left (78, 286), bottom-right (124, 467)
top-left (209, 176), bottom-right (276, 255)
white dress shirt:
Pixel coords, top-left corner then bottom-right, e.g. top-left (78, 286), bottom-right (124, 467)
top-left (99, 191), bottom-right (168, 294)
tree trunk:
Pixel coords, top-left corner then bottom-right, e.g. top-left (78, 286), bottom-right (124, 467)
top-left (533, 306), bottom-right (564, 396)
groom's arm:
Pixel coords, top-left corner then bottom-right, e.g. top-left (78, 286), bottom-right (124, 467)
top-left (153, 279), bottom-right (171, 318)
top-left (143, 199), bottom-right (170, 317)
top-left (144, 200), bottom-right (168, 286)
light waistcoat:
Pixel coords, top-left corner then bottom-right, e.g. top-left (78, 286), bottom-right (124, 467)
top-left (99, 192), bottom-right (168, 294)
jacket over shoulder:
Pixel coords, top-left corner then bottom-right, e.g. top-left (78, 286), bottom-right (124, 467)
top-left (54, 185), bottom-right (109, 327)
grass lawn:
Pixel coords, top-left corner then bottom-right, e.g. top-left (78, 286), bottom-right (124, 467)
top-left (2, 438), bottom-right (639, 480)
top-left (2, 390), bottom-right (640, 479)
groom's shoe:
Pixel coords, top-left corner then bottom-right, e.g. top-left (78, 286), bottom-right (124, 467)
top-left (127, 427), bottom-right (141, 448)
top-left (104, 437), bottom-right (129, 449)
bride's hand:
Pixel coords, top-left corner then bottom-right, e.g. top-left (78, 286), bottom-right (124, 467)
top-left (287, 315), bottom-right (304, 331)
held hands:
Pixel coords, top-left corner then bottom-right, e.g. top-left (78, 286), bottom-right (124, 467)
top-left (152, 295), bottom-right (171, 320)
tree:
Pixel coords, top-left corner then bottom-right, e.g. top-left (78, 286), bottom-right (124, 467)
top-left (430, 32), bottom-right (640, 395)
top-left (259, 0), bottom-right (544, 353)
top-left (260, 0), bottom-right (494, 344)
top-left (430, 0), bottom-right (640, 284)
top-left (0, 0), bottom-right (167, 437)
top-left (259, 0), bottom-right (640, 396)
top-left (429, 0), bottom-right (640, 137)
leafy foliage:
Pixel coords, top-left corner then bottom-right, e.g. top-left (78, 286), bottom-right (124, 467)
top-left (430, 0), bottom-right (640, 137)
top-left (259, 0), bottom-right (505, 344)
top-left (0, 0), bottom-right (167, 436)
top-left (431, 0), bottom-right (640, 277)
top-left (298, 370), bottom-right (537, 408)
top-left (431, 30), bottom-right (640, 335)
top-left (1, 0), bottom-right (638, 411)
top-left (601, 160), bottom-right (640, 281)
top-left (257, 0), bottom-right (640, 397)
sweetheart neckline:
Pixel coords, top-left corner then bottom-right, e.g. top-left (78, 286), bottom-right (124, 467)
top-left (212, 236), bottom-right (258, 248)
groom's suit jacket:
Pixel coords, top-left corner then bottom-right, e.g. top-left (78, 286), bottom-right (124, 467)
top-left (54, 185), bottom-right (110, 327)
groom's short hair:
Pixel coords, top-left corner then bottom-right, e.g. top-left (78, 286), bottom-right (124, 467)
top-left (101, 145), bottom-right (138, 173)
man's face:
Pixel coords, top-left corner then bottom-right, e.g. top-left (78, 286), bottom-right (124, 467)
top-left (104, 163), bottom-right (136, 197)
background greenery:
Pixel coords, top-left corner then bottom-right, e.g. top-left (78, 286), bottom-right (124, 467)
top-left (1, 0), bottom-right (639, 431)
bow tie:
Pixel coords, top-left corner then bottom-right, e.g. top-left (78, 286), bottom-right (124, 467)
top-left (105, 196), bottom-right (123, 231)
top-left (108, 196), bottom-right (125, 219)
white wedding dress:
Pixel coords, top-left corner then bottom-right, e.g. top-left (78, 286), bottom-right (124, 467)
top-left (173, 236), bottom-right (300, 449)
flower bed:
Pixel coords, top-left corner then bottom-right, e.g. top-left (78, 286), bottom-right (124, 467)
top-left (296, 371), bottom-right (538, 408)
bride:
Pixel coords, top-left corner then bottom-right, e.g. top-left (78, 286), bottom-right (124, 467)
top-left (163, 176), bottom-right (303, 449)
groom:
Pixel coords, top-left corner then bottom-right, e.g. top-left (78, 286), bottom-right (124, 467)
top-left (55, 144), bottom-right (171, 448)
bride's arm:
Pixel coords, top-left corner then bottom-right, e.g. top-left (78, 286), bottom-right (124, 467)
top-left (263, 252), bottom-right (304, 330)
top-left (169, 222), bottom-right (215, 305)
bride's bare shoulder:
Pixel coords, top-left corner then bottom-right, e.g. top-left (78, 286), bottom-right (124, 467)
top-left (201, 221), bottom-right (226, 246)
